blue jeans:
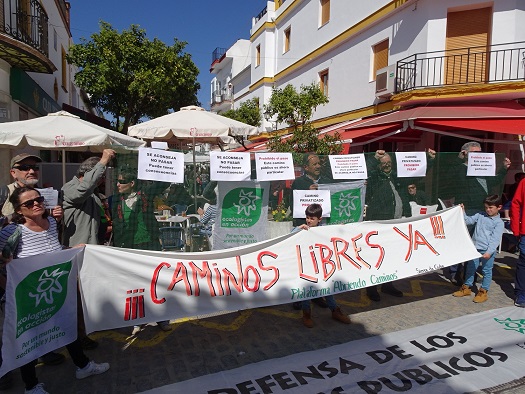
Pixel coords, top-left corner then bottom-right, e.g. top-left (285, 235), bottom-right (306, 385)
top-left (515, 237), bottom-right (525, 297)
top-left (463, 250), bottom-right (495, 291)
top-left (302, 295), bottom-right (337, 311)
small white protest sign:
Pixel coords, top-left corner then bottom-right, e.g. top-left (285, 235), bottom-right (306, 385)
top-left (328, 154), bottom-right (367, 179)
top-left (292, 189), bottom-right (331, 218)
top-left (395, 152), bottom-right (428, 177)
top-left (467, 152), bottom-right (496, 176)
top-left (36, 188), bottom-right (59, 209)
top-left (210, 151), bottom-right (251, 181)
top-left (137, 147), bottom-right (184, 183)
top-left (255, 152), bottom-right (295, 181)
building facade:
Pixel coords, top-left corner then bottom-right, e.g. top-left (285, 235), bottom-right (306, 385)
top-left (210, 0), bottom-right (525, 161)
top-left (0, 0), bottom-right (105, 185)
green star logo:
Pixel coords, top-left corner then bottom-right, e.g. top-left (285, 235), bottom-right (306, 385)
top-left (15, 261), bottom-right (71, 338)
top-left (494, 317), bottom-right (525, 334)
top-left (221, 187), bottom-right (263, 228)
top-left (328, 188), bottom-right (362, 224)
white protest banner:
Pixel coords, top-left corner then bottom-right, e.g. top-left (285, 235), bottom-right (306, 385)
top-left (254, 153), bottom-right (295, 181)
top-left (292, 189), bottom-right (331, 218)
top-left (213, 181), bottom-right (269, 250)
top-left (36, 188), bottom-right (59, 209)
top-left (0, 248), bottom-right (83, 378)
top-left (395, 151), bottom-right (427, 177)
top-left (137, 147), bottom-right (184, 183)
top-left (210, 151), bottom-right (251, 181)
top-left (80, 207), bottom-right (479, 333)
top-left (329, 154), bottom-right (367, 179)
top-left (467, 152), bottom-right (496, 176)
top-left (319, 181), bottom-right (366, 224)
top-left (163, 306), bottom-right (525, 394)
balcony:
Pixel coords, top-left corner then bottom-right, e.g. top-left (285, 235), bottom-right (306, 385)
top-left (396, 42), bottom-right (525, 93)
top-left (211, 47), bottom-right (227, 64)
top-left (0, 0), bottom-right (55, 73)
top-left (211, 89), bottom-right (232, 107)
top-left (254, 6), bottom-right (267, 24)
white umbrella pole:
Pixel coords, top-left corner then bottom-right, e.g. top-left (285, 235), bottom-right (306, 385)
top-left (193, 135), bottom-right (198, 210)
top-left (62, 149), bottom-right (66, 185)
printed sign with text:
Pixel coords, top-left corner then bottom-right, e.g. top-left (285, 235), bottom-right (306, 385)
top-left (255, 153), bottom-right (295, 181)
top-left (137, 147), bottom-right (184, 183)
top-left (467, 152), bottom-right (496, 176)
top-left (395, 152), bottom-right (427, 177)
top-left (210, 152), bottom-right (251, 181)
top-left (328, 154), bottom-right (367, 179)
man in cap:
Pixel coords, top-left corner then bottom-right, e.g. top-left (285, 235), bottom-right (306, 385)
top-left (1, 153), bottom-right (62, 221)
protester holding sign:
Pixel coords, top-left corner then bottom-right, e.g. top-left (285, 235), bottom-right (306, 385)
top-left (0, 187), bottom-right (109, 394)
top-left (291, 203), bottom-right (351, 328)
top-left (364, 150), bottom-right (409, 301)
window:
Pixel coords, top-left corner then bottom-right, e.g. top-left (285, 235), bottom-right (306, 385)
top-left (320, 0), bottom-right (330, 26)
top-left (61, 46), bottom-right (68, 91)
top-left (372, 39), bottom-right (389, 80)
top-left (256, 44), bottom-right (261, 66)
top-left (284, 27), bottom-right (291, 53)
top-left (319, 69), bottom-right (329, 96)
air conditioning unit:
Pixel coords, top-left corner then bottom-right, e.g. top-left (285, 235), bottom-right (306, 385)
top-left (375, 64), bottom-right (397, 98)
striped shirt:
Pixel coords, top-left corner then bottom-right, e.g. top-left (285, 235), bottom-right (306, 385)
top-left (0, 218), bottom-right (62, 258)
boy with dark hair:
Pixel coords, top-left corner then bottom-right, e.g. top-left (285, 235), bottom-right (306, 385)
top-left (453, 194), bottom-right (504, 303)
top-left (292, 203), bottom-right (351, 328)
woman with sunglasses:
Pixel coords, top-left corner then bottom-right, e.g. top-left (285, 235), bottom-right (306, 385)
top-left (0, 187), bottom-right (109, 394)
top-left (112, 168), bottom-right (168, 251)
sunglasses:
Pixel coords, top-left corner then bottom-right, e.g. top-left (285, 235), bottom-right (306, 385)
top-left (12, 164), bottom-right (40, 171)
top-left (117, 179), bottom-right (133, 185)
top-left (17, 196), bottom-right (45, 209)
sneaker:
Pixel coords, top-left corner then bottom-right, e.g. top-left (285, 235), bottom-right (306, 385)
top-left (80, 336), bottom-right (99, 350)
top-left (131, 325), bottom-right (141, 336)
top-left (75, 360), bottom-right (110, 380)
top-left (157, 321), bottom-right (172, 331)
top-left (331, 307), bottom-right (351, 324)
top-left (452, 284), bottom-right (472, 297)
top-left (473, 288), bottom-right (488, 303)
top-left (515, 294), bottom-right (525, 307)
top-left (25, 383), bottom-right (49, 394)
top-left (40, 351), bottom-right (65, 366)
top-left (312, 297), bottom-right (328, 308)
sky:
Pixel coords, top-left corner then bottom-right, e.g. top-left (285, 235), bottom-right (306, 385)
top-left (67, 0), bottom-right (265, 110)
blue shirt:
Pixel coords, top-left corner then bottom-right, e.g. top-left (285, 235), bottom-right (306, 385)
top-left (464, 212), bottom-right (504, 255)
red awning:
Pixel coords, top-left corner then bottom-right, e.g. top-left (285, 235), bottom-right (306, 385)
top-left (328, 101), bottom-right (525, 143)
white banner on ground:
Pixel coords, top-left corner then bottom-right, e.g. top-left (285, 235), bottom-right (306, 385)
top-left (148, 306), bottom-right (525, 394)
top-left (213, 181), bottom-right (269, 249)
top-left (0, 248), bottom-right (83, 378)
top-left (80, 207), bottom-right (479, 333)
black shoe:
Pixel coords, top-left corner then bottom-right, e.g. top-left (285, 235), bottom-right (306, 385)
top-left (311, 297), bottom-right (328, 308)
top-left (381, 283), bottom-right (403, 297)
top-left (0, 371), bottom-right (13, 390)
top-left (40, 351), bottom-right (65, 366)
top-left (367, 287), bottom-right (381, 302)
top-left (80, 335), bottom-right (99, 350)
top-left (292, 302), bottom-right (301, 310)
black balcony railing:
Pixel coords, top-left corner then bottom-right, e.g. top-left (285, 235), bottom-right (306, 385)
top-left (2, 0), bottom-right (49, 57)
top-left (254, 6), bottom-right (267, 24)
top-left (396, 42), bottom-right (525, 93)
top-left (211, 47), bottom-right (227, 64)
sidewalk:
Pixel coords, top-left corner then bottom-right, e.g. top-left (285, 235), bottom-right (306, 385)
top-left (0, 251), bottom-right (520, 393)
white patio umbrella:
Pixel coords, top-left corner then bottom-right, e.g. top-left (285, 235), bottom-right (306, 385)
top-left (0, 110), bottom-right (146, 183)
top-left (128, 105), bottom-right (258, 206)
